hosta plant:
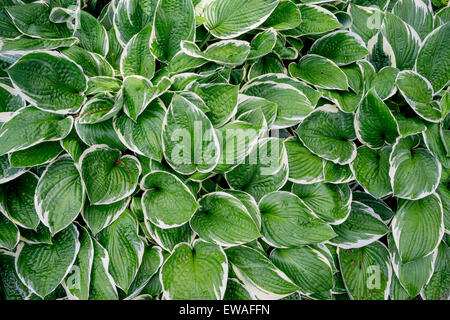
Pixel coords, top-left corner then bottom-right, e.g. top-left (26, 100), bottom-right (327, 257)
top-left (0, 0), bottom-right (449, 301)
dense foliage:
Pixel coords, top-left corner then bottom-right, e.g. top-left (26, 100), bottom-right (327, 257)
top-left (0, 0), bottom-right (449, 300)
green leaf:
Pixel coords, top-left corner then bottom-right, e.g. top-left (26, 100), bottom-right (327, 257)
top-left (113, 0), bottom-right (156, 46)
top-left (0, 172), bottom-right (40, 230)
top-left (289, 54), bottom-right (348, 90)
top-left (338, 241), bottom-right (392, 300)
top-left (291, 182), bottom-right (352, 224)
top-left (114, 100), bottom-right (165, 161)
top-left (259, 191), bottom-right (336, 247)
top-left (141, 171), bottom-right (198, 228)
top-left (0, 37), bottom-right (78, 53)
top-left (35, 156), bottom-right (85, 235)
top-left (82, 198), bottom-right (129, 236)
top-left (89, 237), bottom-right (118, 300)
top-left (310, 31), bottom-right (368, 66)
top-left (349, 4), bottom-right (384, 44)
top-left (295, 105), bottom-right (356, 165)
top-left (421, 241), bottom-right (450, 300)
top-left (225, 138), bottom-right (288, 201)
top-left (75, 118), bottom-right (127, 151)
top-left (382, 12), bottom-right (420, 70)
top-left (78, 96), bottom-right (120, 125)
top-left (75, 10), bottom-right (109, 56)
top-left (396, 70), bottom-right (442, 122)
top-left (388, 234), bottom-right (436, 297)
top-left (355, 91), bottom-right (399, 149)
top-left (351, 146), bottom-right (392, 199)
top-left (151, 0), bottom-right (196, 62)
top-left (294, 4), bottom-right (341, 35)
top-left (270, 246), bottom-right (334, 294)
top-left (0, 154), bottom-right (26, 184)
top-left (16, 224), bottom-right (80, 298)
top-left (162, 94), bottom-right (220, 175)
top-left (120, 23), bottom-right (155, 78)
top-left (121, 76), bottom-right (161, 121)
top-left (242, 80), bottom-right (314, 128)
top-left (392, 194), bottom-right (444, 263)
top-left (285, 137), bottom-right (323, 184)
top-left (9, 141), bottom-right (62, 168)
top-left (390, 136), bottom-right (441, 200)
top-left (323, 161), bottom-right (354, 184)
top-left (191, 192), bottom-right (260, 246)
top-left (7, 51), bottom-right (87, 114)
top-left (98, 210), bottom-right (144, 292)
top-left (416, 23), bottom-right (450, 93)
top-left (66, 225), bottom-right (94, 300)
top-left (181, 40), bottom-right (250, 66)
top-left (161, 240), bottom-right (228, 299)
top-left (0, 214), bottom-right (20, 250)
top-left (392, 0), bottom-right (433, 41)
top-left (0, 251), bottom-right (29, 300)
top-left (144, 221), bottom-right (194, 252)
top-left (248, 29), bottom-right (277, 60)
top-left (80, 145), bottom-right (142, 205)
top-left (262, 1), bottom-right (301, 31)
top-left (329, 202), bottom-right (389, 249)
top-left (62, 46), bottom-right (114, 77)
top-left (0, 107), bottom-right (73, 156)
top-left (224, 278), bottom-right (254, 300)
top-left (204, 0), bottom-right (280, 39)
top-left (225, 245), bottom-right (298, 299)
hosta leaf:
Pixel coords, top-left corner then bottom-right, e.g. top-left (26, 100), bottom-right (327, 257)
top-left (262, 1), bottom-right (301, 31)
top-left (162, 94), bottom-right (220, 175)
top-left (122, 76), bottom-right (162, 121)
top-left (223, 190), bottom-right (261, 229)
top-left (352, 145), bottom-right (392, 199)
top-left (161, 240), bottom-right (228, 299)
top-left (120, 23), bottom-right (154, 79)
top-left (329, 202), bottom-right (389, 249)
top-left (225, 138), bottom-right (288, 201)
top-left (16, 224), bottom-right (80, 298)
top-left (151, 0), bottom-right (195, 62)
top-left (295, 105), bottom-right (356, 165)
top-left (224, 278), bottom-right (254, 300)
top-left (0, 107), bottom-right (73, 156)
top-left (9, 141), bottom-right (62, 168)
top-left (80, 145), bottom-right (141, 205)
top-left (291, 182), bottom-right (352, 224)
top-left (127, 246), bottom-right (163, 298)
top-left (352, 192), bottom-right (394, 223)
top-left (259, 191), bottom-right (336, 248)
top-left (338, 241), bottom-right (392, 300)
top-left (435, 184), bottom-right (450, 232)
top-left (396, 70), bottom-right (442, 122)
top-left (0, 172), bottom-right (39, 229)
top-left (237, 95), bottom-right (277, 128)
top-left (62, 46), bottom-right (114, 78)
top-left (89, 238), bottom-right (118, 300)
top-left (144, 221), bottom-right (194, 252)
top-left (78, 96), bottom-right (120, 125)
top-left (66, 225), bottom-right (93, 300)
top-left (392, 194), bottom-right (444, 263)
top-left (35, 156), bottom-right (85, 235)
top-left (241, 81), bottom-right (314, 128)
top-left (204, 0), bottom-right (280, 39)
top-left (7, 51), bottom-right (87, 114)
top-left (392, 0), bottom-right (433, 41)
top-left (270, 246), bottom-right (334, 294)
top-left (349, 4), bottom-right (384, 44)
top-left (0, 80), bottom-right (24, 113)
top-left (423, 122), bottom-right (450, 169)
top-left (75, 118), bottom-right (127, 151)
top-left (0, 251), bottom-right (29, 300)
top-left (0, 154), bottom-right (26, 184)
top-left (86, 76), bottom-right (122, 95)
top-left (294, 4), bottom-right (341, 35)
top-left (225, 245), bottom-right (298, 299)
top-left (289, 55), bottom-right (348, 90)
top-left (191, 192), bottom-right (260, 246)
top-left (82, 198), bottom-right (129, 236)
top-left (355, 91), bottom-right (399, 149)
top-left (0, 37), bottom-right (78, 53)
top-left (192, 82), bottom-right (239, 127)
top-left (181, 40), bottom-right (250, 66)
top-left (323, 161), bottom-right (353, 184)
top-left (114, 100), bottom-right (165, 161)
top-left (0, 214), bottom-right (19, 250)
top-left (389, 136), bottom-right (441, 200)
top-left (141, 171), bottom-right (198, 229)
top-left (310, 31), bottom-right (368, 66)
top-left (284, 137), bottom-right (324, 184)
top-left (98, 210), bottom-right (144, 292)
top-left (382, 12), bottom-right (420, 70)
top-left (421, 241), bottom-right (450, 300)
top-left (388, 234), bottom-right (436, 297)
top-left (75, 10), bottom-right (109, 56)
top-left (19, 223), bottom-right (52, 245)
top-left (113, 0), bottom-right (156, 46)
top-left (248, 29), bottom-right (278, 60)
top-left (416, 23), bottom-right (450, 93)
